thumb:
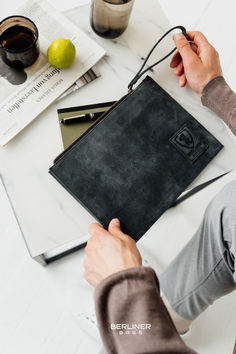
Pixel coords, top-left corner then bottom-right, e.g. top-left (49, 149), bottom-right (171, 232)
top-left (108, 218), bottom-right (127, 239)
top-left (173, 32), bottom-right (198, 64)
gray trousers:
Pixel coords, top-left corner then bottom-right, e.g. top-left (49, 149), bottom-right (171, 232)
top-left (160, 181), bottom-right (236, 320)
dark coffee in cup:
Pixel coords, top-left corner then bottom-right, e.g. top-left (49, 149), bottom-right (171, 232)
top-left (0, 16), bottom-right (39, 69)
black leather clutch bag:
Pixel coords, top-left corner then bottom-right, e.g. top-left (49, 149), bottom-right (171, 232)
top-left (49, 27), bottom-right (223, 241)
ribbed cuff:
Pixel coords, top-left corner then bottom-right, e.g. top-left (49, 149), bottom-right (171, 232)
top-left (95, 266), bottom-right (159, 300)
top-left (201, 76), bottom-right (236, 130)
top-left (201, 76), bottom-right (226, 107)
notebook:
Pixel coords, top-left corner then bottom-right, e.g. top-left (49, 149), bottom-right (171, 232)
top-left (57, 101), bottom-right (115, 149)
top-left (49, 76), bottom-right (223, 241)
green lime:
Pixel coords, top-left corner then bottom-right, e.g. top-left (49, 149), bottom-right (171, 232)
top-left (47, 38), bottom-right (76, 69)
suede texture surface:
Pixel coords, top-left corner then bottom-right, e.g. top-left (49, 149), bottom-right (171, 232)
top-left (50, 76), bottom-right (223, 241)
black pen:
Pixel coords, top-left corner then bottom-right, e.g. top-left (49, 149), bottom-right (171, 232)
top-left (60, 111), bottom-right (104, 125)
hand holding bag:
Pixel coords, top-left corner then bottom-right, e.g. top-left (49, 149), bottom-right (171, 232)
top-left (49, 26), bottom-right (223, 241)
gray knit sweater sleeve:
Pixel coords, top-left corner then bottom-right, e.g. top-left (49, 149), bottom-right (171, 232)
top-left (94, 266), bottom-right (196, 354)
top-left (201, 76), bottom-right (236, 136)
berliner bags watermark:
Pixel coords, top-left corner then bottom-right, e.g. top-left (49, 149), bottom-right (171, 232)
top-left (111, 323), bottom-right (151, 335)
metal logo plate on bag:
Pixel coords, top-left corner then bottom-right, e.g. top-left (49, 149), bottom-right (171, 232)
top-left (169, 125), bottom-right (208, 163)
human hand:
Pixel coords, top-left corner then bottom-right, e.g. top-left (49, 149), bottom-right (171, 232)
top-left (83, 218), bottom-right (142, 287)
top-left (171, 31), bottom-right (222, 95)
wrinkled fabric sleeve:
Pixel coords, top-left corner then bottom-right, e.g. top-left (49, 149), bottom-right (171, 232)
top-left (201, 76), bottom-right (236, 136)
top-left (94, 266), bottom-right (196, 354)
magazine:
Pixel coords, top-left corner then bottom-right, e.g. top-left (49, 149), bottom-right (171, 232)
top-left (0, 0), bottom-right (105, 146)
top-left (58, 67), bottom-right (101, 101)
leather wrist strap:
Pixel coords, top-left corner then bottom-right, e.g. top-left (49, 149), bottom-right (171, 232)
top-left (128, 25), bottom-right (186, 90)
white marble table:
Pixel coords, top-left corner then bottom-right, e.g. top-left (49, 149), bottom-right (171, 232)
top-left (1, 0), bottom-right (236, 264)
top-left (0, 0), bottom-right (236, 353)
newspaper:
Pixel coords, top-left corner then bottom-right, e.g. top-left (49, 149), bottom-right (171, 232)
top-left (0, 0), bottom-right (105, 146)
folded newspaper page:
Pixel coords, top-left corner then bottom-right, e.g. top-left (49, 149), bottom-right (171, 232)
top-left (0, 0), bottom-right (105, 146)
top-left (58, 67), bottom-right (101, 101)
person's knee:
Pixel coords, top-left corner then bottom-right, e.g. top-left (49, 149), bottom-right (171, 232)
top-left (205, 180), bottom-right (236, 231)
top-left (214, 180), bottom-right (236, 210)
top-left (219, 180), bottom-right (236, 202)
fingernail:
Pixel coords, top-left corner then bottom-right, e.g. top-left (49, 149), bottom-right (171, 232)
top-left (173, 33), bottom-right (184, 41)
top-left (111, 218), bottom-right (120, 226)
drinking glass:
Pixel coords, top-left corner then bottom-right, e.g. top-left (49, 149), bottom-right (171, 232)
top-left (0, 15), bottom-right (39, 69)
top-left (90, 0), bottom-right (134, 39)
